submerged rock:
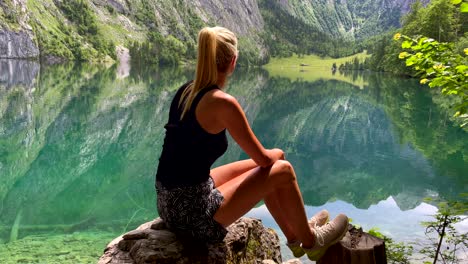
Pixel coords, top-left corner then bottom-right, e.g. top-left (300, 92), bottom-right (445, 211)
top-left (98, 217), bottom-right (282, 264)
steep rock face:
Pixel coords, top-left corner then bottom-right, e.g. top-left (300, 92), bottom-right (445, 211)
top-left (192, 0), bottom-right (264, 36)
top-left (93, 0), bottom-right (264, 37)
top-left (98, 217), bottom-right (282, 264)
top-left (0, 30), bottom-right (39, 59)
top-left (270, 0), bottom-right (427, 39)
top-left (0, 0), bottom-right (39, 59)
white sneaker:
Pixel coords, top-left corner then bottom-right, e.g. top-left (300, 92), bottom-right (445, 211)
top-left (286, 209), bottom-right (330, 258)
top-left (303, 213), bottom-right (349, 261)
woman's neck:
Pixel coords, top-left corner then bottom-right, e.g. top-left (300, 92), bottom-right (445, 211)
top-left (216, 72), bottom-right (227, 89)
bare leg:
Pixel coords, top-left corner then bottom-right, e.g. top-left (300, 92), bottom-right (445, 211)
top-left (213, 160), bottom-right (315, 248)
top-left (212, 159), bottom-right (296, 241)
top-left (265, 190), bottom-right (297, 241)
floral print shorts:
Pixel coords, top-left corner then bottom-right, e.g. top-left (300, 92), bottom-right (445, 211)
top-left (156, 176), bottom-right (227, 243)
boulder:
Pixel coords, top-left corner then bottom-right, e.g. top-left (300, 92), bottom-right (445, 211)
top-left (99, 217), bottom-right (282, 264)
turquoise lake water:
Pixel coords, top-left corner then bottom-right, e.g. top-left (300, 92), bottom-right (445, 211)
top-left (0, 60), bottom-right (467, 263)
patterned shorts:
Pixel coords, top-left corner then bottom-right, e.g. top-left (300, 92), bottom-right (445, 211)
top-left (156, 176), bottom-right (228, 243)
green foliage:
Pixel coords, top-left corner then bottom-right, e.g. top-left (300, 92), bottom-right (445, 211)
top-left (54, 0), bottom-right (115, 61)
top-left (0, 0), bottom-right (19, 25)
top-left (368, 228), bottom-right (413, 264)
top-left (401, 0), bottom-right (463, 42)
top-left (338, 56), bottom-right (367, 71)
top-left (368, 0), bottom-right (466, 73)
top-left (396, 34), bottom-right (468, 127)
top-left (419, 195), bottom-right (468, 264)
top-left (106, 4), bottom-right (116, 15)
top-left (368, 194), bottom-right (467, 264)
top-left (237, 37), bottom-right (268, 67)
top-left (128, 0), bottom-right (218, 66)
top-left (259, 0), bottom-right (358, 58)
top-left (129, 32), bottom-right (188, 67)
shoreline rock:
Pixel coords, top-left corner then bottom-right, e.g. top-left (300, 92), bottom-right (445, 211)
top-left (98, 217), bottom-right (282, 264)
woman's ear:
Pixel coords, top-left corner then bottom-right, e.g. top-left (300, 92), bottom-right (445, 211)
top-left (230, 55), bottom-right (237, 71)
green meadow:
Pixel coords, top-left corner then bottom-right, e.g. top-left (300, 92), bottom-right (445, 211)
top-left (263, 52), bottom-right (371, 88)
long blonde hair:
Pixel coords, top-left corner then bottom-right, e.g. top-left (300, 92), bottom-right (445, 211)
top-left (179, 27), bottom-right (238, 120)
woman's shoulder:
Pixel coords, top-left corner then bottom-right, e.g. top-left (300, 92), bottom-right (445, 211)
top-left (208, 89), bottom-right (239, 107)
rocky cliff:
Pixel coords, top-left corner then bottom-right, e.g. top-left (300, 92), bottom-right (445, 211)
top-left (271, 0), bottom-right (428, 40)
top-left (0, 0), bottom-right (39, 59)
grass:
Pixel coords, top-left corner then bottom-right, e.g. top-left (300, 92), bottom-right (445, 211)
top-left (262, 52), bottom-right (371, 88)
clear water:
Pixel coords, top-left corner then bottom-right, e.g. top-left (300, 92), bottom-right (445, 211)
top-left (0, 60), bottom-right (466, 263)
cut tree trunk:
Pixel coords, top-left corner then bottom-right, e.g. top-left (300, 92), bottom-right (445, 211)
top-left (317, 224), bottom-right (387, 264)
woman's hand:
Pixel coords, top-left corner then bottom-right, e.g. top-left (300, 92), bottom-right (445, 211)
top-left (266, 148), bottom-right (285, 162)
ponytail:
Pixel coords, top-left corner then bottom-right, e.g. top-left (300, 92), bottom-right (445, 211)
top-left (179, 27), bottom-right (238, 120)
top-left (179, 28), bottom-right (218, 119)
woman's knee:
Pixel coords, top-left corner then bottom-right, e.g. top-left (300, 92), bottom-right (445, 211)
top-left (271, 160), bottom-right (296, 183)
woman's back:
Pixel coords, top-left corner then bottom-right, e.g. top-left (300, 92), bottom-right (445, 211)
top-left (155, 82), bottom-right (228, 189)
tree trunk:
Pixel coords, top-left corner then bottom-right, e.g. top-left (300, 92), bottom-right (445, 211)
top-left (317, 224), bottom-right (387, 264)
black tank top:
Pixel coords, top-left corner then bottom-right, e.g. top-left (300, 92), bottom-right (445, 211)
top-left (155, 81), bottom-right (228, 189)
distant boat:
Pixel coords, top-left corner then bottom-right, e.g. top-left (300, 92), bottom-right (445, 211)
top-left (300, 63), bottom-right (309, 66)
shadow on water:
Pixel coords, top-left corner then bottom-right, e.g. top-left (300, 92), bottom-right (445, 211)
top-left (0, 63), bottom-right (466, 249)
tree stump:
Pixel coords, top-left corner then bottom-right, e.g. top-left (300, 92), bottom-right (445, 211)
top-left (317, 224), bottom-right (387, 264)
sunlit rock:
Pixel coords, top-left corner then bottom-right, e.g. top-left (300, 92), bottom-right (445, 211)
top-left (99, 217), bottom-right (282, 264)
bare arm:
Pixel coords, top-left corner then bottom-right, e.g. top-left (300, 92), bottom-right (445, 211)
top-left (214, 94), bottom-right (283, 167)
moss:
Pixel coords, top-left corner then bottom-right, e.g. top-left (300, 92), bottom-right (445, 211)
top-left (246, 236), bottom-right (261, 258)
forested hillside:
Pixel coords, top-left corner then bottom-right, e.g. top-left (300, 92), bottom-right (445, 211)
top-left (269, 0), bottom-right (427, 40)
top-left (0, 0), bottom-right (421, 64)
top-left (367, 0), bottom-right (467, 74)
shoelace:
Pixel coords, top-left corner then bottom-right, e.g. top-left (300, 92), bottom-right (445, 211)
top-left (313, 222), bottom-right (335, 247)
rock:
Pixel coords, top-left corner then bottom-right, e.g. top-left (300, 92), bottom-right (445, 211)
top-left (282, 259), bottom-right (302, 264)
top-left (99, 217), bottom-right (282, 264)
top-left (0, 30), bottom-right (39, 59)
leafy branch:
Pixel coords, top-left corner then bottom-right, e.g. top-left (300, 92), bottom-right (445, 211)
top-left (394, 33), bottom-right (468, 127)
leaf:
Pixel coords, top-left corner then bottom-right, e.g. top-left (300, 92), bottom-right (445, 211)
top-left (451, 0), bottom-right (462, 4)
top-left (462, 3), bottom-right (468, 13)
top-left (406, 57), bottom-right (416, 66)
top-left (399, 52), bottom-right (409, 59)
top-left (426, 68), bottom-right (436, 75)
top-left (456, 65), bottom-right (468, 73)
top-left (402, 40), bottom-right (412, 49)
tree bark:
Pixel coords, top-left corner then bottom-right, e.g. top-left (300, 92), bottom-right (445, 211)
top-left (317, 224), bottom-right (387, 264)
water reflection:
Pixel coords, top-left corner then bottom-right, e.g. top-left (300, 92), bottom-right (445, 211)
top-left (0, 59), bottom-right (39, 89)
top-left (249, 76), bottom-right (467, 209)
top-left (0, 62), bottom-right (466, 260)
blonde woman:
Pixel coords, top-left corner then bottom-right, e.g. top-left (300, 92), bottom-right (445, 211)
top-left (155, 26), bottom-right (349, 260)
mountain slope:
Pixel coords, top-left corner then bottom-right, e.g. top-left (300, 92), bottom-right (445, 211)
top-left (271, 0), bottom-right (427, 40)
top-left (0, 0), bottom-right (419, 62)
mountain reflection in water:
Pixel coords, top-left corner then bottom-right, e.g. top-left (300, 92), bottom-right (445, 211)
top-left (0, 61), bottom-right (466, 262)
